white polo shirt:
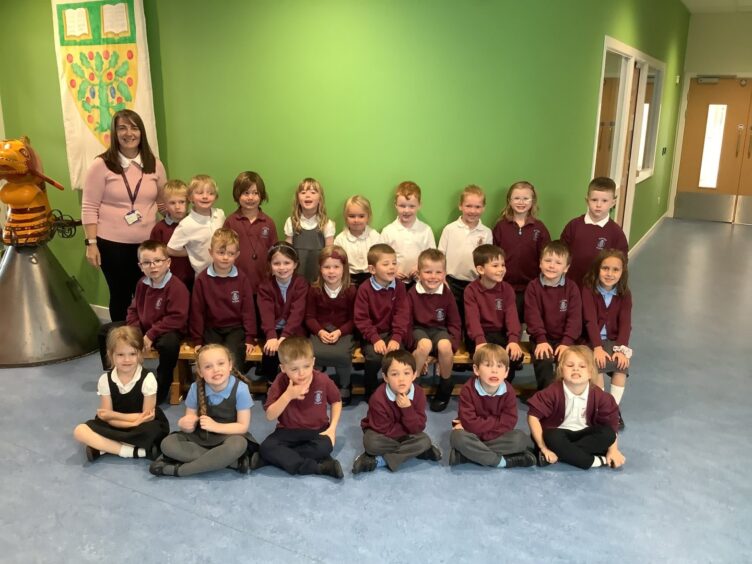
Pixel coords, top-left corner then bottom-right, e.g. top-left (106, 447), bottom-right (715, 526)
top-left (438, 217), bottom-right (492, 281)
top-left (167, 208), bottom-right (226, 274)
top-left (380, 218), bottom-right (436, 277)
top-left (559, 382), bottom-right (589, 431)
top-left (333, 226), bottom-right (382, 274)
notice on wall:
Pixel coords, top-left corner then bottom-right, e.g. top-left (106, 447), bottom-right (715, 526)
top-left (51, 0), bottom-right (159, 189)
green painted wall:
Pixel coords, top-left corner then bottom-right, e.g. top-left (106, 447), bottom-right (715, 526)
top-left (0, 0), bottom-right (689, 307)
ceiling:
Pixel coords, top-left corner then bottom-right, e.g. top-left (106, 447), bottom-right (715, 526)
top-left (681, 0), bottom-right (752, 12)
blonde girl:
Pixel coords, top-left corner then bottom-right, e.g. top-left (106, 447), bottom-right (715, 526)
top-left (73, 326), bottom-right (169, 462)
top-left (333, 195), bottom-right (382, 286)
top-left (283, 178), bottom-right (335, 282)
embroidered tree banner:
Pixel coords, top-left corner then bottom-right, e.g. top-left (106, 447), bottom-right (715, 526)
top-left (52, 0), bottom-right (159, 189)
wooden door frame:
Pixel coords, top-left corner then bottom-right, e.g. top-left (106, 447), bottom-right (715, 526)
top-left (668, 72), bottom-right (752, 218)
top-left (592, 37), bottom-right (665, 240)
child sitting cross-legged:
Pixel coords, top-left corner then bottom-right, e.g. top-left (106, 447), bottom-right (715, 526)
top-left (352, 350), bottom-right (442, 474)
top-left (449, 344), bottom-right (536, 468)
top-left (254, 337), bottom-right (344, 479)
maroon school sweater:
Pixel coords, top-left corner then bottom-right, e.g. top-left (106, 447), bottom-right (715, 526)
top-left (150, 220), bottom-right (195, 289)
top-left (463, 279), bottom-right (521, 346)
top-left (189, 269), bottom-right (256, 344)
top-left (492, 217), bottom-right (551, 291)
top-left (360, 382), bottom-right (427, 439)
top-left (126, 275), bottom-right (189, 341)
top-left (257, 274), bottom-right (309, 340)
top-left (224, 209), bottom-right (278, 291)
top-left (265, 369), bottom-right (340, 430)
top-left (305, 285), bottom-right (357, 335)
top-left (527, 380), bottom-right (620, 433)
top-left (353, 280), bottom-right (410, 345)
top-left (457, 377), bottom-right (518, 441)
top-left (407, 285), bottom-right (462, 351)
top-left (581, 288), bottom-right (632, 347)
top-left (524, 277), bottom-right (582, 345)
top-left (560, 215), bottom-right (629, 286)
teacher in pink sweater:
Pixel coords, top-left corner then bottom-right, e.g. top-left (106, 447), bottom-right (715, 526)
top-left (82, 110), bottom-right (166, 321)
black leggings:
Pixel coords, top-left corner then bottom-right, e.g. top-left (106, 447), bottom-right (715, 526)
top-left (543, 426), bottom-right (616, 469)
top-left (97, 237), bottom-right (142, 322)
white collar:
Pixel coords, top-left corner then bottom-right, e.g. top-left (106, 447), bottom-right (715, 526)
top-left (118, 152), bottom-right (143, 169)
top-left (385, 383), bottom-right (415, 402)
top-left (415, 281), bottom-right (444, 295)
top-left (563, 381), bottom-right (589, 401)
top-left (344, 226), bottom-right (372, 242)
top-left (142, 271), bottom-right (172, 289)
top-left (207, 264), bottom-right (238, 278)
top-left (455, 216), bottom-right (484, 232)
top-left (324, 284), bottom-right (342, 298)
top-left (392, 217), bottom-right (422, 232)
top-left (584, 212), bottom-right (610, 228)
top-left (300, 214), bottom-right (320, 229)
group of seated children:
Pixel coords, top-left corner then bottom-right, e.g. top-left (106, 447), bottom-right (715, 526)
top-left (81, 172), bottom-right (632, 477)
top-left (75, 330), bottom-right (625, 478)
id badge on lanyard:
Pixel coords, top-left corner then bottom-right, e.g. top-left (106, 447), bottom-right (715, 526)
top-left (122, 172), bottom-right (144, 225)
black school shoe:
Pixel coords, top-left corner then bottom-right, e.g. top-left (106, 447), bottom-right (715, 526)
top-left (250, 452), bottom-right (267, 470)
top-left (235, 453), bottom-right (250, 474)
top-left (85, 446), bottom-right (102, 463)
top-left (318, 457), bottom-right (344, 480)
top-left (536, 450), bottom-right (551, 467)
top-left (417, 445), bottom-right (442, 462)
top-left (618, 411), bottom-right (626, 431)
top-left (429, 377), bottom-right (454, 412)
top-left (352, 452), bottom-right (377, 474)
top-left (504, 451), bottom-right (537, 468)
top-left (339, 387), bottom-right (352, 407)
top-left (149, 456), bottom-right (182, 477)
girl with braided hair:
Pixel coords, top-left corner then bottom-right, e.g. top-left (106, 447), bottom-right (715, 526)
top-left (150, 344), bottom-right (258, 477)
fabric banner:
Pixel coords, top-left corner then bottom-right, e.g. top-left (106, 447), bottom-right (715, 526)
top-left (51, 0), bottom-right (159, 189)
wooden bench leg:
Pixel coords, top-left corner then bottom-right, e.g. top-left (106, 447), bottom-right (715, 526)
top-left (169, 359), bottom-right (193, 405)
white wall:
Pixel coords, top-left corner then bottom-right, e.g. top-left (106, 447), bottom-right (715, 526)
top-left (685, 13), bottom-right (752, 75)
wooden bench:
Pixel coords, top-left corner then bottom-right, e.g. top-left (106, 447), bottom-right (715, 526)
top-left (145, 342), bottom-right (534, 405)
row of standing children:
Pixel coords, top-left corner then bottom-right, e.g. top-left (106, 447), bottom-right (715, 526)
top-left (75, 328), bottom-right (625, 476)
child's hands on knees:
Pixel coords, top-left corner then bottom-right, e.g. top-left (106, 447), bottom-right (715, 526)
top-left (554, 344), bottom-right (569, 360)
top-left (506, 342), bottom-right (523, 361)
top-left (386, 340), bottom-right (400, 352)
top-left (373, 339), bottom-right (387, 355)
top-left (535, 342), bottom-right (554, 359)
top-left (452, 419), bottom-right (464, 430)
top-left (143, 335), bottom-right (153, 352)
top-left (606, 445), bottom-right (626, 468)
top-left (593, 346), bottom-right (610, 369)
top-left (612, 351), bottom-right (629, 370)
top-left (264, 338), bottom-right (280, 354)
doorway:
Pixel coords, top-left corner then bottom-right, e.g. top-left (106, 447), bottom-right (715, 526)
top-left (674, 77), bottom-right (752, 224)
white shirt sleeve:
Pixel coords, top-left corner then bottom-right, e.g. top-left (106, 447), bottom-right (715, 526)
top-left (140, 372), bottom-right (159, 396)
top-left (283, 217), bottom-right (293, 238)
top-left (167, 220), bottom-right (189, 251)
top-left (438, 225), bottom-right (449, 253)
top-left (324, 219), bottom-right (336, 238)
top-left (96, 373), bottom-right (111, 396)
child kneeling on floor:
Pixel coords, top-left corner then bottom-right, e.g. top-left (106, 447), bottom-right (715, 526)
top-left (353, 350), bottom-right (442, 473)
top-left (526, 345), bottom-right (625, 470)
top-left (150, 344), bottom-right (258, 477)
top-left (449, 344), bottom-right (536, 468)
top-left (254, 337), bottom-right (344, 479)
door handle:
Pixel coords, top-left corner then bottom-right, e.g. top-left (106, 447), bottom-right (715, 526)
top-left (598, 122), bottom-right (604, 150)
top-left (737, 124), bottom-right (744, 156)
top-left (608, 121), bottom-right (615, 151)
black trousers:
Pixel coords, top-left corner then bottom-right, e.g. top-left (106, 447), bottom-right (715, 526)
top-left (446, 276), bottom-right (470, 335)
top-left (204, 326), bottom-right (246, 374)
top-left (530, 337), bottom-right (561, 390)
top-left (259, 428), bottom-right (333, 475)
top-left (98, 321), bottom-right (181, 405)
top-left (542, 426), bottom-right (616, 469)
top-left (97, 237), bottom-right (142, 322)
top-left (362, 332), bottom-right (402, 398)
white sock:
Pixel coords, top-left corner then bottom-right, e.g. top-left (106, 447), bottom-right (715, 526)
top-left (590, 455), bottom-right (604, 468)
top-left (137, 448), bottom-right (146, 458)
top-left (610, 385), bottom-right (625, 405)
top-left (119, 445), bottom-right (134, 458)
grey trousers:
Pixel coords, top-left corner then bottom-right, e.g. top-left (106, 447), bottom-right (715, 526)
top-left (161, 433), bottom-right (249, 477)
top-left (450, 428), bottom-right (533, 467)
top-left (311, 334), bottom-right (353, 388)
top-left (363, 429), bottom-right (432, 471)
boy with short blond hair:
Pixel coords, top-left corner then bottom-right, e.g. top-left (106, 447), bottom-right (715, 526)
top-left (97, 240), bottom-right (189, 404)
top-left (150, 179), bottom-right (194, 291)
top-left (408, 248), bottom-right (461, 413)
top-left (353, 350), bottom-right (441, 473)
top-left (354, 243), bottom-right (411, 398)
top-left (463, 244), bottom-right (524, 382)
top-left (380, 181), bottom-right (436, 283)
top-left (167, 174), bottom-right (226, 274)
top-left (449, 344), bottom-right (535, 468)
top-left (438, 184), bottom-right (493, 321)
top-left (189, 227), bottom-right (256, 371)
top-left (524, 240), bottom-right (582, 390)
top-left (255, 337), bottom-right (344, 479)
top-left (560, 177), bottom-right (629, 286)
